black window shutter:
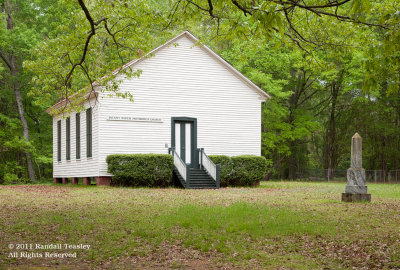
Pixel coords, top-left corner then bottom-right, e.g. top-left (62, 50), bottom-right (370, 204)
top-left (76, 113), bottom-right (80, 159)
top-left (57, 120), bottom-right (61, 161)
top-left (66, 117), bottom-right (70, 160)
top-left (86, 108), bottom-right (92, 158)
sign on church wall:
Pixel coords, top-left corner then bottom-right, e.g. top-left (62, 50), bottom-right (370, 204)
top-left (107, 116), bottom-right (163, 123)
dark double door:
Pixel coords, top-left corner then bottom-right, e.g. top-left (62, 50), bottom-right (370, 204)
top-left (171, 117), bottom-right (198, 168)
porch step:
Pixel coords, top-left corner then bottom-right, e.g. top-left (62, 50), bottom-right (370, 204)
top-left (173, 168), bottom-right (217, 189)
top-left (189, 169), bottom-right (216, 189)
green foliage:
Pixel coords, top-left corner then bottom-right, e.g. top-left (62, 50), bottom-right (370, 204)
top-left (25, 0), bottom-right (171, 112)
top-left (208, 155), bottom-right (232, 187)
top-left (230, 156), bottom-right (267, 186)
top-left (0, 162), bottom-right (23, 185)
top-left (0, 0), bottom-right (56, 182)
top-left (1, 169), bottom-right (30, 185)
top-left (184, 0), bottom-right (399, 176)
top-left (361, 1), bottom-right (400, 94)
top-left (1, 0), bottom-right (399, 184)
top-left (221, 40), bottom-right (320, 178)
top-left (106, 154), bottom-right (174, 187)
top-left (0, 114), bottom-right (32, 184)
top-left (209, 155), bottom-right (267, 186)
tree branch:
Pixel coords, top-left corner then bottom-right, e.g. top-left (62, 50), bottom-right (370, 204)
top-left (186, 0), bottom-right (209, 13)
top-left (276, 0), bottom-right (387, 28)
top-left (64, 0), bottom-right (108, 89)
top-left (279, 0), bottom-right (352, 9)
top-left (78, 0), bottom-right (95, 32)
top-left (0, 49), bottom-right (12, 70)
top-left (231, 0), bottom-right (252, 16)
top-left (164, 0), bottom-right (182, 30)
top-left (186, 0), bottom-right (218, 18)
top-left (283, 8), bottom-right (318, 46)
top-left (207, 0), bottom-right (216, 17)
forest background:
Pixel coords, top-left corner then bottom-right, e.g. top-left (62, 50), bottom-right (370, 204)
top-left (0, 0), bottom-right (399, 183)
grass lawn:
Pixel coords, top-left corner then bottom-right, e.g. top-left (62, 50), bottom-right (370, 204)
top-left (0, 181), bottom-right (399, 269)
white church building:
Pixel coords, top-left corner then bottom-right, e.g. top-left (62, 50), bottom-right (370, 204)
top-left (48, 31), bottom-right (270, 186)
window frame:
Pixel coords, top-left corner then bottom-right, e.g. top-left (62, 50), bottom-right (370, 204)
top-left (76, 113), bottom-right (80, 159)
top-left (57, 120), bottom-right (61, 162)
top-left (86, 108), bottom-right (92, 158)
top-left (66, 117), bottom-right (70, 160)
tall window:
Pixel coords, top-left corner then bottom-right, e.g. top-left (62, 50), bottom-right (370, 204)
top-left (86, 108), bottom-right (92, 158)
top-left (66, 117), bottom-right (70, 160)
top-left (57, 120), bottom-right (61, 162)
top-left (76, 113), bottom-right (80, 159)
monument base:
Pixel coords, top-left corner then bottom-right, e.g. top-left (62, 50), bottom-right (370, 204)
top-left (345, 185), bottom-right (367, 194)
top-left (342, 193), bottom-right (371, 202)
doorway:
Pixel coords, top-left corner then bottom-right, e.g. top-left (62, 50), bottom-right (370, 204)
top-left (171, 117), bottom-right (198, 168)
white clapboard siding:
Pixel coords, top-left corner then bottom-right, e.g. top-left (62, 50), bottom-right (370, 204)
top-left (97, 34), bottom-right (263, 176)
top-left (52, 100), bottom-right (99, 177)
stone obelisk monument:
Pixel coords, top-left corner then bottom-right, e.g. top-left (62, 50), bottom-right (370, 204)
top-left (342, 133), bottom-right (371, 202)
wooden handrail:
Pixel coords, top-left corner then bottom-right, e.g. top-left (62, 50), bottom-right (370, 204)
top-left (169, 148), bottom-right (190, 187)
top-left (198, 148), bottom-right (220, 188)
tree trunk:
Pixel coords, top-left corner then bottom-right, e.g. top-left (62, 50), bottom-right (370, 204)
top-left (4, 0), bottom-right (36, 181)
top-left (288, 151), bottom-right (297, 179)
top-left (395, 68), bottom-right (400, 170)
top-left (10, 60), bottom-right (36, 181)
top-left (327, 82), bottom-right (339, 180)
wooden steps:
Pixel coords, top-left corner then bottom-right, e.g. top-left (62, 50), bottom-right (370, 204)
top-left (174, 168), bottom-right (217, 189)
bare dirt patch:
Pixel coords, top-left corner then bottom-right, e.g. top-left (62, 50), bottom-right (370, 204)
top-left (100, 241), bottom-right (238, 270)
top-left (0, 185), bottom-right (72, 198)
top-left (5, 242), bottom-right (237, 270)
top-left (299, 235), bottom-right (400, 269)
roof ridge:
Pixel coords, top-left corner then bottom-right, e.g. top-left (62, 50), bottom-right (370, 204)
top-left (47, 30), bottom-right (270, 114)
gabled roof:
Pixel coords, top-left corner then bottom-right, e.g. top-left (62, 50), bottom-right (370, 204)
top-left (179, 31), bottom-right (270, 100)
top-left (47, 31), bottom-right (270, 113)
top-left (113, 30), bottom-right (270, 100)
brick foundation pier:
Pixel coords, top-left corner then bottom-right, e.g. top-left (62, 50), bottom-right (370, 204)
top-left (53, 178), bottom-right (62, 184)
top-left (83, 177), bottom-right (91, 185)
top-left (71, 177), bottom-right (79, 184)
top-left (96, 176), bottom-right (111, 186)
top-left (54, 176), bottom-right (111, 186)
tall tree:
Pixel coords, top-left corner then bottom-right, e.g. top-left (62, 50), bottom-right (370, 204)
top-left (16, 0), bottom-right (400, 183)
top-left (0, 0), bottom-right (35, 181)
top-left (26, 0), bottom-right (170, 113)
top-left (221, 39), bottom-right (320, 179)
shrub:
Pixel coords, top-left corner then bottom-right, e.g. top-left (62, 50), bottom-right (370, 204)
top-left (209, 155), bottom-right (267, 187)
top-left (106, 154), bottom-right (174, 187)
top-left (0, 161), bottom-right (30, 185)
top-left (209, 155), bottom-right (232, 187)
top-left (230, 155), bottom-right (267, 186)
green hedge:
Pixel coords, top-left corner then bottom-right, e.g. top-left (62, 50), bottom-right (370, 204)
top-left (106, 154), bottom-right (174, 187)
top-left (209, 155), bottom-right (267, 187)
top-left (230, 155), bottom-right (267, 186)
top-left (209, 155), bottom-right (232, 187)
